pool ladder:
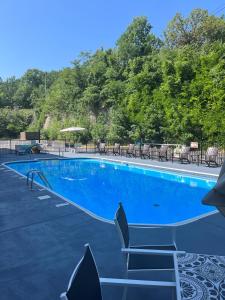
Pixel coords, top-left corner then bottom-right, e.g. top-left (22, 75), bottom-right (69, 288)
top-left (26, 169), bottom-right (52, 190)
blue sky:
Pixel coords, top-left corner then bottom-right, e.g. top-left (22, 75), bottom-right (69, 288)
top-left (0, 0), bottom-right (224, 79)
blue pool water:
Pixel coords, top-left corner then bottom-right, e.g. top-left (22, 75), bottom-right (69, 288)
top-left (7, 159), bottom-right (216, 224)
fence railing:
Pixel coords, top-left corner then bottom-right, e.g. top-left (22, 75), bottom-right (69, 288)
top-left (0, 139), bottom-right (66, 152)
top-left (0, 139), bottom-right (224, 166)
top-left (0, 139), bottom-right (97, 155)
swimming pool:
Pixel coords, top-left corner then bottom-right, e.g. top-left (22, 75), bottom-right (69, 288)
top-left (7, 158), bottom-right (216, 224)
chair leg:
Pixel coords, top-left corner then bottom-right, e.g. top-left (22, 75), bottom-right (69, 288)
top-left (122, 286), bottom-right (128, 300)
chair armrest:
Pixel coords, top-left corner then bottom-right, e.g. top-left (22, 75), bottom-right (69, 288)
top-left (100, 277), bottom-right (176, 288)
top-left (121, 247), bottom-right (185, 256)
top-left (129, 224), bottom-right (175, 228)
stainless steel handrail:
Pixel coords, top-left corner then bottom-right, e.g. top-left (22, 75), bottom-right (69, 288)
top-left (26, 169), bottom-right (52, 190)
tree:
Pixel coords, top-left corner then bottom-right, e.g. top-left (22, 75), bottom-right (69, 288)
top-left (107, 108), bottom-right (130, 143)
top-left (116, 17), bottom-right (161, 64)
top-left (0, 108), bottom-right (34, 138)
top-left (13, 69), bottom-right (46, 108)
top-left (0, 77), bottom-right (18, 107)
top-left (165, 9), bottom-right (225, 48)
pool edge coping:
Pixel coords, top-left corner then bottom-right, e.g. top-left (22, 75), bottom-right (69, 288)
top-left (2, 157), bottom-right (219, 228)
top-left (92, 156), bottom-right (219, 179)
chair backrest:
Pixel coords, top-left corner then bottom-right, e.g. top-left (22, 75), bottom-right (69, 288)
top-left (206, 147), bottom-right (218, 156)
top-left (150, 146), bottom-right (157, 151)
top-left (160, 145), bottom-right (168, 154)
top-left (143, 144), bottom-right (150, 151)
top-left (99, 143), bottom-right (105, 149)
top-left (180, 146), bottom-right (190, 154)
top-left (161, 144), bottom-right (168, 150)
top-left (61, 244), bottom-right (102, 300)
top-left (114, 143), bottom-right (120, 149)
top-left (114, 202), bottom-right (129, 248)
top-left (128, 144), bottom-right (134, 151)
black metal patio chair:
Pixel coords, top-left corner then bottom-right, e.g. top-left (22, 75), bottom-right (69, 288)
top-left (158, 145), bottom-right (169, 161)
top-left (99, 143), bottom-right (107, 155)
top-left (60, 244), bottom-right (178, 300)
top-left (140, 144), bottom-right (150, 159)
top-left (113, 143), bottom-right (120, 155)
top-left (133, 144), bottom-right (141, 157)
top-left (125, 144), bottom-right (135, 157)
top-left (204, 146), bottom-right (219, 167)
top-left (114, 203), bottom-right (184, 272)
top-left (178, 146), bottom-right (190, 164)
top-left (149, 146), bottom-right (158, 159)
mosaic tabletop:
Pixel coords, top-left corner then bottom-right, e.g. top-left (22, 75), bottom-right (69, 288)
top-left (178, 253), bottom-right (225, 300)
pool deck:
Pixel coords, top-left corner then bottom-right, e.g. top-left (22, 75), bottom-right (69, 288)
top-left (62, 151), bottom-right (221, 177)
top-left (0, 152), bottom-right (225, 300)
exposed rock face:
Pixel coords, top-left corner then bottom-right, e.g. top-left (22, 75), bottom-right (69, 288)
top-left (43, 116), bottom-right (51, 129)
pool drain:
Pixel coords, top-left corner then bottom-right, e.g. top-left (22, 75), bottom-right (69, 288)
top-left (153, 203), bottom-right (160, 207)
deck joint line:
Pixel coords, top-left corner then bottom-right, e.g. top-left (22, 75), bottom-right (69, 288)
top-left (55, 203), bottom-right (70, 207)
top-left (38, 195), bottom-right (51, 200)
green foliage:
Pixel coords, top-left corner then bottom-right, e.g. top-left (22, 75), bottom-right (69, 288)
top-left (0, 109), bottom-right (34, 138)
top-left (91, 114), bottom-right (109, 142)
top-left (165, 9), bottom-right (225, 48)
top-left (107, 108), bottom-right (130, 143)
top-left (0, 10), bottom-right (225, 146)
top-left (116, 16), bottom-right (161, 63)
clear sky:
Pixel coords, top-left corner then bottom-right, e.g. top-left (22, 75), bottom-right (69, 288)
top-left (0, 0), bottom-right (224, 79)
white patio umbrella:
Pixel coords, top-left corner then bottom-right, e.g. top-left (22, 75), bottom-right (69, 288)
top-left (60, 127), bottom-right (86, 150)
top-left (60, 127), bottom-right (85, 132)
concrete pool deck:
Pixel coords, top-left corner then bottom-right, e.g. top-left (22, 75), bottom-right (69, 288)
top-left (61, 151), bottom-right (221, 177)
top-left (0, 152), bottom-right (225, 299)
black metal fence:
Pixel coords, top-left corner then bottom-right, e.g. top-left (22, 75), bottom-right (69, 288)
top-left (0, 139), bottom-right (224, 166)
top-left (0, 139), bottom-right (97, 155)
